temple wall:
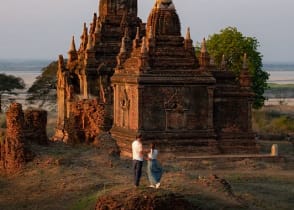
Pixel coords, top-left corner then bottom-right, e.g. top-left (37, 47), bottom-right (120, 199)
top-left (214, 99), bottom-right (249, 133)
top-left (141, 86), bottom-right (210, 131)
top-left (214, 95), bottom-right (257, 153)
top-left (113, 85), bottom-right (139, 131)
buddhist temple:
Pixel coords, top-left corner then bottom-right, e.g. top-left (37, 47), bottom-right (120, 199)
top-left (54, 0), bottom-right (258, 156)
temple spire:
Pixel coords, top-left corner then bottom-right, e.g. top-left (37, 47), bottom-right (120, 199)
top-left (120, 37), bottom-right (126, 53)
top-left (139, 37), bottom-right (150, 72)
top-left (83, 22), bottom-right (87, 34)
top-left (85, 35), bottom-right (96, 68)
top-left (148, 26), bottom-right (153, 39)
top-left (58, 55), bottom-right (65, 71)
top-left (200, 38), bottom-right (207, 53)
top-left (199, 38), bottom-right (210, 69)
top-left (242, 53), bottom-right (248, 70)
top-left (90, 13), bottom-right (97, 34)
top-left (141, 37), bottom-right (147, 54)
top-left (155, 0), bottom-right (175, 10)
top-left (184, 27), bottom-right (193, 52)
top-left (185, 27), bottom-right (191, 40)
top-left (135, 27), bottom-right (140, 40)
top-left (220, 54), bottom-right (226, 70)
top-left (147, 0), bottom-right (180, 37)
top-left (117, 36), bottom-right (128, 68)
top-left (69, 36), bottom-right (77, 52)
top-left (95, 19), bottom-right (100, 34)
top-left (68, 36), bottom-right (78, 64)
top-left (133, 27), bottom-right (140, 48)
top-left (79, 23), bottom-right (88, 51)
top-left (240, 53), bottom-right (252, 88)
top-left (87, 36), bottom-right (94, 50)
top-left (124, 27), bottom-right (130, 40)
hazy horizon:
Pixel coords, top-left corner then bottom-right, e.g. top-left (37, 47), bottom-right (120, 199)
top-left (1, 57), bottom-right (294, 67)
top-left (1, 0), bottom-right (294, 63)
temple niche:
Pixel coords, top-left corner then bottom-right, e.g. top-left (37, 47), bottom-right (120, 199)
top-left (54, 0), bottom-right (258, 156)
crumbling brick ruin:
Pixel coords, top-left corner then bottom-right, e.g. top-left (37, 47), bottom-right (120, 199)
top-left (0, 103), bottom-right (48, 174)
top-left (0, 103), bottom-right (27, 173)
top-left (24, 109), bottom-right (48, 145)
top-left (66, 99), bottom-right (112, 144)
top-left (55, 0), bottom-right (258, 156)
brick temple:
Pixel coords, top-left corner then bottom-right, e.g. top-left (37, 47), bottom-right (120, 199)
top-left (54, 0), bottom-right (258, 156)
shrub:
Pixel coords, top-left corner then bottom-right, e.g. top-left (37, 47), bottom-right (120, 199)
top-left (253, 108), bottom-right (294, 134)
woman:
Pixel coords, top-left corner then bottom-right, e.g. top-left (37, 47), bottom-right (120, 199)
top-left (146, 143), bottom-right (163, 188)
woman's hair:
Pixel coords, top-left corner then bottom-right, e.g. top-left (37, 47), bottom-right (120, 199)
top-left (150, 143), bottom-right (155, 156)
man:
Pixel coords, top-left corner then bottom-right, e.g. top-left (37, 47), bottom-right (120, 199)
top-left (132, 134), bottom-right (143, 187)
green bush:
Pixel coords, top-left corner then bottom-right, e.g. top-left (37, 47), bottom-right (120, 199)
top-left (253, 109), bottom-right (294, 134)
top-left (267, 110), bottom-right (283, 119)
top-left (270, 116), bottom-right (294, 133)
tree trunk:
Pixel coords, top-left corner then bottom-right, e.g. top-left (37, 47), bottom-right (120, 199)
top-left (0, 94), bottom-right (2, 113)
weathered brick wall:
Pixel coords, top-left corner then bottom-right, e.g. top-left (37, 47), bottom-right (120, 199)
top-left (0, 103), bottom-right (26, 173)
top-left (214, 99), bottom-right (249, 133)
top-left (66, 99), bottom-right (112, 144)
top-left (0, 104), bottom-right (49, 173)
top-left (141, 86), bottom-right (209, 131)
top-left (213, 93), bottom-right (257, 153)
top-left (24, 109), bottom-right (48, 145)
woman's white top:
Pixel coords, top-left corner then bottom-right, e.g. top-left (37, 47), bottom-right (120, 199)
top-left (148, 149), bottom-right (158, 160)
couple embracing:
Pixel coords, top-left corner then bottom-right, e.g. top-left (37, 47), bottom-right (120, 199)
top-left (132, 134), bottom-right (163, 188)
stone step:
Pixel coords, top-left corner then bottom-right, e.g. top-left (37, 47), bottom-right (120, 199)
top-left (176, 154), bottom-right (284, 162)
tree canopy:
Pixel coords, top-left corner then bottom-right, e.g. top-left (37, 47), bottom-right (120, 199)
top-left (0, 74), bottom-right (25, 112)
top-left (26, 61), bottom-right (57, 109)
top-left (203, 27), bottom-right (269, 109)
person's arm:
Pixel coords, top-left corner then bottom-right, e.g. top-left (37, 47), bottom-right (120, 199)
top-left (146, 149), bottom-right (152, 160)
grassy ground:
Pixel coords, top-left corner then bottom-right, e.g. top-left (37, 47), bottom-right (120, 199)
top-left (0, 140), bottom-right (293, 210)
top-left (252, 105), bottom-right (294, 136)
top-left (268, 83), bottom-right (294, 89)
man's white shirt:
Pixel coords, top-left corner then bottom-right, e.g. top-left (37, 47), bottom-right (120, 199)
top-left (132, 140), bottom-right (143, 161)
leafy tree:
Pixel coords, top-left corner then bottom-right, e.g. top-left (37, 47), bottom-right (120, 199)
top-left (203, 27), bottom-right (269, 109)
top-left (26, 61), bottom-right (57, 109)
top-left (0, 74), bottom-right (25, 113)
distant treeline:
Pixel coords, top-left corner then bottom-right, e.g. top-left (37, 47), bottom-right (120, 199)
top-left (264, 83), bottom-right (294, 98)
top-left (263, 63), bottom-right (294, 71)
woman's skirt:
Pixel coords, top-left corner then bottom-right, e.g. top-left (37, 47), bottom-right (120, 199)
top-left (147, 159), bottom-right (163, 185)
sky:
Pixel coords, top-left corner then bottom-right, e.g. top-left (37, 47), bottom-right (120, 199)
top-left (0, 0), bottom-right (294, 63)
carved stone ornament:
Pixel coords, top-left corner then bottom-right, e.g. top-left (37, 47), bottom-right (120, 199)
top-left (120, 88), bottom-right (130, 110)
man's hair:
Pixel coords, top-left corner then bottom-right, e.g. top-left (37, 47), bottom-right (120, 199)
top-left (136, 134), bottom-right (142, 139)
